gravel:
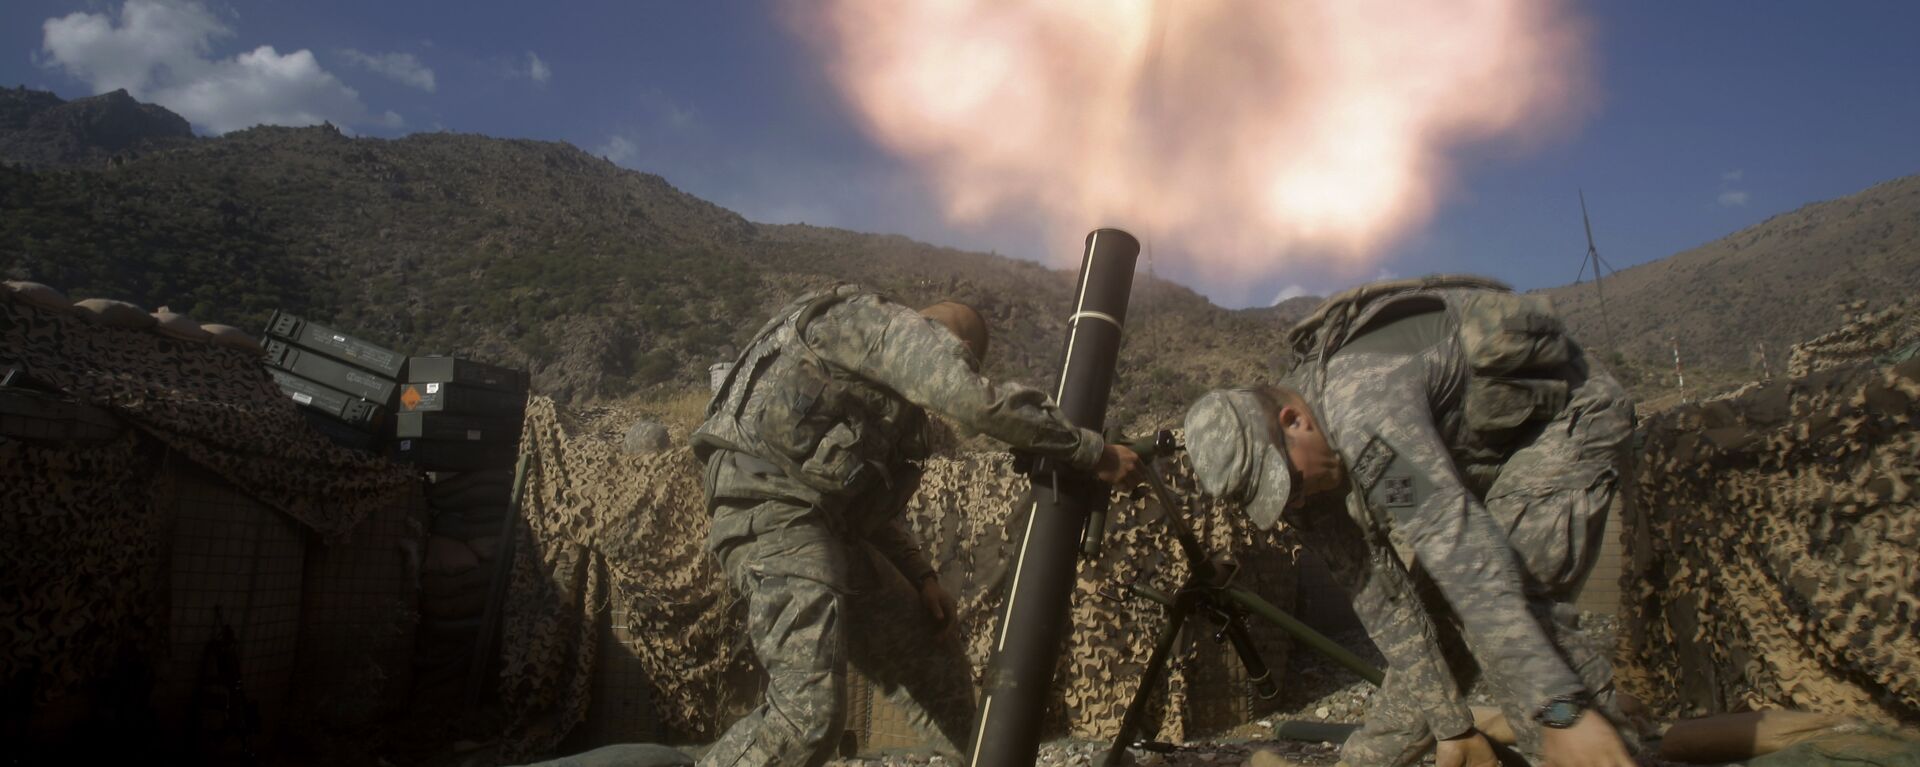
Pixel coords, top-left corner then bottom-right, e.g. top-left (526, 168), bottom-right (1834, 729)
top-left (824, 612), bottom-right (1634, 767)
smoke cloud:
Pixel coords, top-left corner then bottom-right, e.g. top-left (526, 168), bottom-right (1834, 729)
top-left (787, 0), bottom-right (1593, 296)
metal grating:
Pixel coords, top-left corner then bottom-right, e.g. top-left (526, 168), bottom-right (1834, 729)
top-left (293, 481), bottom-right (428, 732)
top-left (156, 461), bottom-right (308, 741)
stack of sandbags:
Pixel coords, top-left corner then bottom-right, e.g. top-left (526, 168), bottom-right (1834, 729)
top-left (414, 466), bottom-right (519, 700)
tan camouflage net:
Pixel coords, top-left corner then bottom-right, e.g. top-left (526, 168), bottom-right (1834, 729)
top-left (1788, 300), bottom-right (1920, 378)
top-left (501, 397), bottom-right (1301, 756)
top-left (500, 396), bottom-right (744, 760)
top-left (1622, 358), bottom-right (1920, 726)
top-left (0, 291), bottom-right (417, 539)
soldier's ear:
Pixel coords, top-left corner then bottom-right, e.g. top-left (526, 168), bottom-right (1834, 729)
top-left (1277, 405), bottom-right (1315, 436)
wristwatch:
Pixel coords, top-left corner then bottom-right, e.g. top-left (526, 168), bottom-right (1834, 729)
top-left (1535, 695), bottom-right (1588, 729)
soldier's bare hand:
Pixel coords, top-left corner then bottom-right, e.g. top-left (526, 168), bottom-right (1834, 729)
top-left (1435, 731), bottom-right (1500, 767)
top-left (920, 576), bottom-right (957, 633)
top-left (1094, 444), bottom-right (1144, 486)
top-left (1540, 712), bottom-right (1635, 767)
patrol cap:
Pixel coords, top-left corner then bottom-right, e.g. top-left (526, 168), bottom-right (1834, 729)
top-left (1183, 389), bottom-right (1294, 530)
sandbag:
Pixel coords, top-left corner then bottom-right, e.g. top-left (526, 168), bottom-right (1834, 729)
top-left (467, 534), bottom-right (502, 561)
top-left (151, 309), bottom-right (211, 342)
top-left (421, 588), bottom-right (487, 620)
top-left (429, 467), bottom-right (517, 495)
top-left (3, 281), bottom-right (72, 313)
top-left (431, 483), bottom-right (514, 510)
top-left (422, 567), bottom-right (491, 600)
top-left (424, 535), bottom-right (480, 576)
top-left (431, 508), bottom-right (511, 540)
top-left (71, 299), bottom-right (155, 329)
top-left (200, 324), bottom-right (262, 353)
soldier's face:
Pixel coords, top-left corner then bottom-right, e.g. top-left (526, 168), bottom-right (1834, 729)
top-left (1274, 404), bottom-right (1344, 509)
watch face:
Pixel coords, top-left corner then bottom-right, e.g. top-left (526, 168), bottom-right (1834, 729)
top-left (1541, 699), bottom-right (1583, 728)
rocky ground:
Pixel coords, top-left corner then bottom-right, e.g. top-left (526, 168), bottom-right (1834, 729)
top-left (821, 613), bottom-right (1629, 767)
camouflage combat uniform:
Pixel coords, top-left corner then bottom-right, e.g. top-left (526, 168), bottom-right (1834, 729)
top-left (691, 285), bottom-right (1104, 767)
top-left (1285, 278), bottom-right (1635, 763)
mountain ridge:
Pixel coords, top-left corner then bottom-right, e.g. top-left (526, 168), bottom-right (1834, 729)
top-left (3, 88), bottom-right (1916, 422)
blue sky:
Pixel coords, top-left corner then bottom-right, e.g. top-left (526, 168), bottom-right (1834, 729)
top-left (5, 1), bottom-right (1917, 308)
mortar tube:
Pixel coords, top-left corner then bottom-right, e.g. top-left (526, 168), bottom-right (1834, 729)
top-left (969, 228), bottom-right (1138, 767)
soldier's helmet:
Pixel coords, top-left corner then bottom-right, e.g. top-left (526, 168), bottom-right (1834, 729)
top-left (1183, 389), bottom-right (1295, 530)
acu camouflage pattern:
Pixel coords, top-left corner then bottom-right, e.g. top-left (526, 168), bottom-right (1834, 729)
top-left (1285, 279), bottom-right (1636, 762)
top-left (499, 399), bottom-right (1296, 758)
top-left (696, 286), bottom-right (1103, 766)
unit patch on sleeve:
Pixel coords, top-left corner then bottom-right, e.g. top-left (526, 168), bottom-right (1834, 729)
top-left (1350, 434), bottom-right (1398, 494)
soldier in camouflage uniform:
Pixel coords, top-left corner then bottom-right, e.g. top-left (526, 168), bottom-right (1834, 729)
top-left (691, 284), bottom-right (1140, 767)
top-left (1183, 276), bottom-right (1637, 767)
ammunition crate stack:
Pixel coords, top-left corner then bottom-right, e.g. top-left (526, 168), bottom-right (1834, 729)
top-left (261, 311), bottom-right (402, 452)
top-left (399, 357), bottom-right (529, 702)
top-left (391, 356), bottom-right (528, 472)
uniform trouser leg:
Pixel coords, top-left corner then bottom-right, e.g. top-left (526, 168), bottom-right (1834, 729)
top-left (1480, 367), bottom-right (1635, 755)
top-left (700, 525), bottom-right (850, 767)
top-left (844, 544), bottom-right (977, 756)
top-left (1294, 501), bottom-right (1475, 767)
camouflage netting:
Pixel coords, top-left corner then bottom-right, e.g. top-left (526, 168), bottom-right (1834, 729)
top-left (1788, 299), bottom-right (1920, 378)
top-left (501, 396), bottom-right (737, 759)
top-left (1622, 358), bottom-right (1920, 726)
top-left (0, 292), bottom-right (417, 538)
top-left (0, 427), bottom-right (169, 716)
top-left (501, 396), bottom-right (1300, 758)
top-left (1, 287), bottom-right (418, 713)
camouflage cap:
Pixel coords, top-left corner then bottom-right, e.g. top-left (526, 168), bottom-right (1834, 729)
top-left (1183, 389), bottom-right (1294, 530)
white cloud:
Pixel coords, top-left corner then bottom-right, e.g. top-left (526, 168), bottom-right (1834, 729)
top-left (1374, 267), bottom-right (1400, 281)
top-left (598, 135), bottom-right (636, 164)
top-left (39, 0), bottom-right (382, 135)
top-left (1722, 169), bottom-right (1743, 182)
top-left (1718, 190), bottom-right (1750, 207)
top-left (1272, 284), bottom-right (1311, 305)
top-left (339, 49), bottom-right (434, 92)
top-left (525, 50), bottom-right (551, 84)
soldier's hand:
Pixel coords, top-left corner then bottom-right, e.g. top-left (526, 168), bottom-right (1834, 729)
top-left (1540, 711), bottom-right (1635, 767)
top-left (919, 575), bottom-right (957, 634)
top-left (1094, 444), bottom-right (1144, 486)
top-left (1435, 730), bottom-right (1500, 767)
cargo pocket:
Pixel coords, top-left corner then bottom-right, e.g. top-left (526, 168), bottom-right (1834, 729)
top-left (1484, 465), bottom-right (1616, 596)
top-left (1465, 377), bottom-right (1568, 435)
top-left (756, 357), bottom-right (833, 459)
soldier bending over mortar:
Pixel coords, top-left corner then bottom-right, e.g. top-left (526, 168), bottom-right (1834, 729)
top-left (691, 284), bottom-right (1140, 767)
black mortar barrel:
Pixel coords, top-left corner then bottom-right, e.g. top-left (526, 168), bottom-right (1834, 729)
top-left (969, 228), bottom-right (1138, 766)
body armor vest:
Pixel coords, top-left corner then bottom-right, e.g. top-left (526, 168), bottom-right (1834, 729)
top-left (1287, 275), bottom-right (1578, 495)
top-left (691, 285), bottom-right (931, 499)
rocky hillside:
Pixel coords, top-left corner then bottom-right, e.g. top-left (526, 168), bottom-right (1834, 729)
top-left (0, 89), bottom-right (1286, 428)
top-left (0, 87), bottom-right (193, 168)
top-left (4, 88), bottom-right (1917, 420)
top-left (1543, 175), bottom-right (1920, 376)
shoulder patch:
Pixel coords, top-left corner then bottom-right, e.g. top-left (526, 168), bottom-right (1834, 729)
top-left (1350, 434), bottom-right (1397, 492)
top-left (1378, 475), bottom-right (1417, 508)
